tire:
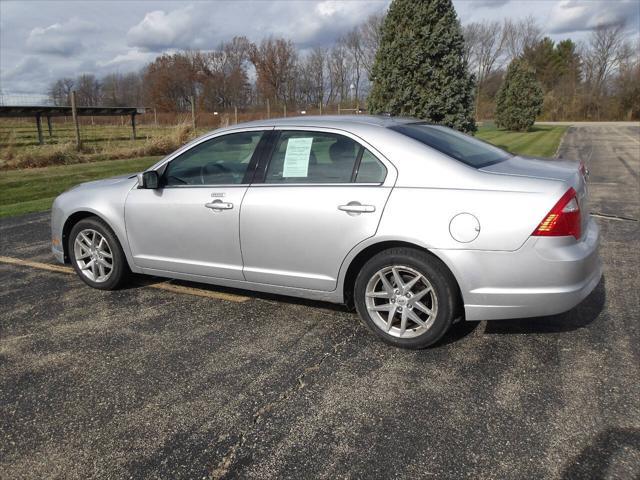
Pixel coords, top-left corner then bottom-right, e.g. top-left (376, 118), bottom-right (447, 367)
top-left (354, 247), bottom-right (459, 349)
top-left (68, 216), bottom-right (129, 290)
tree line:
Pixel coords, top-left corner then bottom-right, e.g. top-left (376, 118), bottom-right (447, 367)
top-left (48, 11), bottom-right (639, 121)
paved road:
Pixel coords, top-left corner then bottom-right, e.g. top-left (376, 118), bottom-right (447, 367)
top-left (1, 125), bottom-right (638, 479)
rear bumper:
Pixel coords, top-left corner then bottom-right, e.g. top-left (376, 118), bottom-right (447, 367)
top-left (436, 217), bottom-right (602, 321)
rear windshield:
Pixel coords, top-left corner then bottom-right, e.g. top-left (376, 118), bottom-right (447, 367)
top-left (390, 123), bottom-right (512, 168)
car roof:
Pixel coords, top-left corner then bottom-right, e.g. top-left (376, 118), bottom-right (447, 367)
top-left (220, 115), bottom-right (420, 131)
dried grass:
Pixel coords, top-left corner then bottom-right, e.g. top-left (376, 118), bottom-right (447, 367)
top-left (0, 123), bottom-right (195, 170)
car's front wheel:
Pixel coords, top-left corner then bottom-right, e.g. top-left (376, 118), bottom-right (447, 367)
top-left (354, 248), bottom-right (459, 349)
top-left (68, 217), bottom-right (129, 290)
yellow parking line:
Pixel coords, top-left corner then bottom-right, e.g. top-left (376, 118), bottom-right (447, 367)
top-left (0, 255), bottom-right (249, 303)
top-left (0, 256), bottom-right (74, 274)
top-left (148, 282), bottom-right (249, 302)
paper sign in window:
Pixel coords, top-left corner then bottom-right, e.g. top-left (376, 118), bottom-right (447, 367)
top-left (283, 137), bottom-right (313, 177)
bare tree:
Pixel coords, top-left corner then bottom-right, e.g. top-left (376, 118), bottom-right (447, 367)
top-left (328, 43), bottom-right (349, 105)
top-left (298, 47), bottom-right (327, 107)
top-left (360, 12), bottom-right (386, 80)
top-left (343, 29), bottom-right (366, 103)
top-left (75, 74), bottom-right (101, 106)
top-left (249, 37), bottom-right (298, 106)
top-left (464, 21), bottom-right (505, 88)
top-left (462, 23), bottom-right (481, 67)
top-left (48, 78), bottom-right (74, 105)
top-left (503, 16), bottom-right (541, 61)
top-left (584, 22), bottom-right (628, 97)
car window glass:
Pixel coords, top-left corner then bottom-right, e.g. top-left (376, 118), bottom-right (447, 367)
top-left (390, 124), bottom-right (511, 168)
top-left (356, 149), bottom-right (387, 183)
top-left (265, 131), bottom-right (363, 184)
top-left (164, 131), bottom-right (263, 186)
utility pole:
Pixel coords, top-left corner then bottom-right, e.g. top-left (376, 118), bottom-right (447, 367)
top-left (234, 106), bottom-right (238, 125)
top-left (266, 98), bottom-right (270, 119)
top-left (283, 104), bottom-right (287, 118)
top-left (71, 91), bottom-right (81, 150)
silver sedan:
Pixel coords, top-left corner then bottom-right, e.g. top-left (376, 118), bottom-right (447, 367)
top-left (51, 116), bottom-right (602, 349)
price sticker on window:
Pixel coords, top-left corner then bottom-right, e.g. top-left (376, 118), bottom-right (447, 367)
top-left (283, 137), bottom-right (313, 177)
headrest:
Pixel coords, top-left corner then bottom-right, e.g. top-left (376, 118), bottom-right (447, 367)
top-left (329, 139), bottom-right (355, 163)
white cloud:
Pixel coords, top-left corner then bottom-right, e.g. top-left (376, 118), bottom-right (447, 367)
top-left (474, 0), bottom-right (510, 7)
top-left (126, 6), bottom-right (203, 51)
top-left (97, 49), bottom-right (155, 68)
top-left (26, 17), bottom-right (96, 56)
top-left (548, 0), bottom-right (640, 33)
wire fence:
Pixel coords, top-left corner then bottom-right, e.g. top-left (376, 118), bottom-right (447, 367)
top-left (0, 99), bottom-right (361, 149)
top-left (0, 93), bottom-right (56, 107)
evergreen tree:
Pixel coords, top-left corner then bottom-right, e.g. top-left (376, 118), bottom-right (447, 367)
top-left (495, 59), bottom-right (544, 131)
top-left (368, 0), bottom-right (476, 132)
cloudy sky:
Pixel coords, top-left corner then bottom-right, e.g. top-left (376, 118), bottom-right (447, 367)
top-left (1, 0), bottom-right (639, 95)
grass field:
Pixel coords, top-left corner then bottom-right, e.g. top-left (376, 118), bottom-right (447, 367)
top-left (0, 156), bottom-right (160, 217)
top-left (476, 123), bottom-right (567, 157)
top-left (0, 123), bottom-right (568, 218)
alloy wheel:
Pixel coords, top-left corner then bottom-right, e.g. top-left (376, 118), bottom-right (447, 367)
top-left (73, 228), bottom-right (114, 283)
top-left (364, 265), bottom-right (438, 338)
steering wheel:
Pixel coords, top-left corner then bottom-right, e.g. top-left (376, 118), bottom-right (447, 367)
top-left (200, 163), bottom-right (231, 184)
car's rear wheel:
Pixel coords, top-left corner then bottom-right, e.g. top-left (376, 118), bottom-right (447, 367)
top-left (68, 217), bottom-right (129, 290)
top-left (354, 248), bottom-right (458, 349)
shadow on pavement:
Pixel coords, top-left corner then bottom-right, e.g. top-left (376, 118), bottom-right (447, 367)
top-left (561, 427), bottom-right (640, 479)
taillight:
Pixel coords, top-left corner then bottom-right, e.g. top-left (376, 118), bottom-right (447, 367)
top-left (533, 187), bottom-right (581, 239)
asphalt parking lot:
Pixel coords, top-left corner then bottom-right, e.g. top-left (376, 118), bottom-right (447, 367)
top-left (1, 125), bottom-right (639, 479)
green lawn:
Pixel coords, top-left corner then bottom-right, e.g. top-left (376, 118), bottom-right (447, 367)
top-left (476, 123), bottom-right (568, 158)
top-left (0, 156), bottom-right (160, 218)
top-left (0, 123), bottom-right (569, 219)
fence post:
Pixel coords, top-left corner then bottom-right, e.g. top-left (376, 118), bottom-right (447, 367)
top-left (234, 106), bottom-right (238, 125)
top-left (319, 102), bottom-right (322, 116)
top-left (131, 113), bottom-right (137, 140)
top-left (338, 104), bottom-right (341, 115)
top-left (266, 98), bottom-right (270, 119)
top-left (283, 104), bottom-right (287, 118)
top-left (153, 108), bottom-right (158, 127)
top-left (190, 96), bottom-right (196, 131)
top-left (35, 113), bottom-right (44, 145)
top-left (71, 91), bottom-right (81, 150)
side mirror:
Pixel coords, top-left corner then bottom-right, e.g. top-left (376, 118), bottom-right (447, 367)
top-left (137, 171), bottom-right (160, 189)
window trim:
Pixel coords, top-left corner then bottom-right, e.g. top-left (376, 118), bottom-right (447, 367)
top-left (254, 128), bottom-right (387, 186)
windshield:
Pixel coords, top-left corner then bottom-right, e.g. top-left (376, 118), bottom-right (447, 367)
top-left (390, 123), bottom-right (512, 168)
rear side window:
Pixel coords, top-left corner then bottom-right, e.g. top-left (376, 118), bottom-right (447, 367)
top-left (390, 123), bottom-right (511, 168)
top-left (265, 131), bottom-right (361, 184)
top-left (356, 150), bottom-right (387, 183)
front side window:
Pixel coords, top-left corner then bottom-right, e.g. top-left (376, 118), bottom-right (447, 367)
top-left (164, 131), bottom-right (263, 186)
top-left (265, 131), bottom-right (362, 184)
top-left (390, 123), bottom-right (512, 168)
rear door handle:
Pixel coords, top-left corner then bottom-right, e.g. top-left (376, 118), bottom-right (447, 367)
top-left (338, 202), bottom-right (376, 214)
top-left (205, 200), bottom-right (233, 210)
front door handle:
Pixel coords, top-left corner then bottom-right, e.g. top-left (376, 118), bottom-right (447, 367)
top-left (338, 202), bottom-right (376, 215)
top-left (205, 200), bottom-right (233, 210)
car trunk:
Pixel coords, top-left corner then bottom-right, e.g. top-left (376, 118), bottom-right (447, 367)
top-left (480, 155), bottom-right (589, 236)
